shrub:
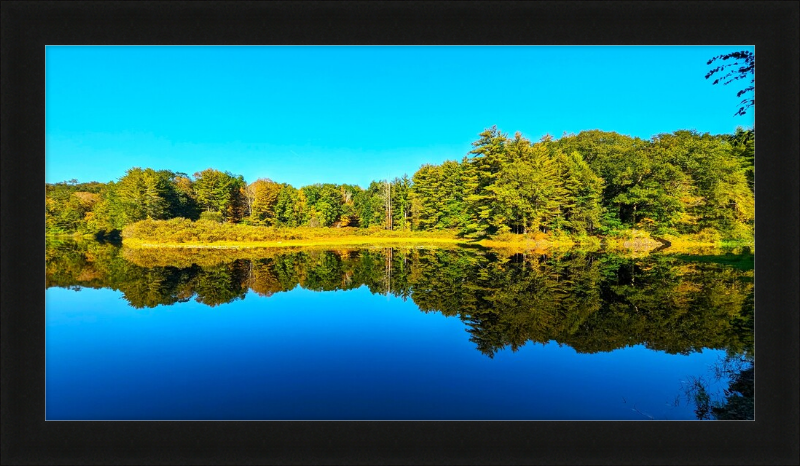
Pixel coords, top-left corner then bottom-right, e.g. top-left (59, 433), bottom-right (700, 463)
top-left (199, 211), bottom-right (224, 223)
top-left (122, 219), bottom-right (462, 245)
top-left (492, 232), bottom-right (518, 243)
top-left (721, 223), bottom-right (754, 243)
top-left (695, 228), bottom-right (722, 244)
top-left (605, 228), bottom-right (651, 240)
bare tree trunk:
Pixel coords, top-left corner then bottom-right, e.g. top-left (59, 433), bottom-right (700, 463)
top-left (387, 181), bottom-right (390, 230)
top-left (384, 180), bottom-right (392, 230)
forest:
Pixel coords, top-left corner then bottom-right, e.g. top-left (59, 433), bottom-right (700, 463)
top-left (46, 127), bottom-right (755, 243)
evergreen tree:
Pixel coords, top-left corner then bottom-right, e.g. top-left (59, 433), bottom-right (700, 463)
top-left (410, 164), bottom-right (443, 230)
top-left (274, 184), bottom-right (304, 227)
top-left (727, 127), bottom-right (754, 192)
top-left (560, 151), bottom-right (604, 234)
top-left (193, 168), bottom-right (244, 221)
top-left (391, 175), bottom-right (412, 231)
top-left (461, 126), bottom-right (509, 237)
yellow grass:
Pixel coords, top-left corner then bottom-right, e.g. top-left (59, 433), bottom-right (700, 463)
top-left (122, 229), bottom-right (751, 254)
top-left (123, 232), bottom-right (596, 252)
top-left (119, 219), bottom-right (752, 253)
top-left (123, 236), bottom-right (470, 250)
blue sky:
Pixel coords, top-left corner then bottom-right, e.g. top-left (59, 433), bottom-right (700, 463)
top-left (46, 46), bottom-right (755, 187)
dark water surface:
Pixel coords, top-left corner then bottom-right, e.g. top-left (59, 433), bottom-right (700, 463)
top-left (45, 240), bottom-right (754, 420)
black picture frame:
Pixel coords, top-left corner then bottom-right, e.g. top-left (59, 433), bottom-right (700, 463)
top-left (2, 1), bottom-right (798, 464)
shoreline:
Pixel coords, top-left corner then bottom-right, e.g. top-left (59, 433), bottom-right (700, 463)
top-left (122, 236), bottom-right (471, 249)
top-left (119, 235), bottom-right (750, 253)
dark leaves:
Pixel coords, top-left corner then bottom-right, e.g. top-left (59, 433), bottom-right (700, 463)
top-left (706, 50), bottom-right (755, 116)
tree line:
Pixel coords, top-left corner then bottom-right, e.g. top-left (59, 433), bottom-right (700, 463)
top-left (46, 127), bottom-right (755, 240)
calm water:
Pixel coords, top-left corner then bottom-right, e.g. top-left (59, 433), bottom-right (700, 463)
top-left (45, 240), bottom-right (754, 420)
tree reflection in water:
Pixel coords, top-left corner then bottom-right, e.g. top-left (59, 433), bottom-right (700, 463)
top-left (681, 353), bottom-right (754, 420)
top-left (46, 239), bottom-right (753, 360)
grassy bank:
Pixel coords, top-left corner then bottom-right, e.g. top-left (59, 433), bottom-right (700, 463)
top-left (119, 218), bottom-right (753, 252)
top-left (120, 219), bottom-right (601, 251)
top-left (46, 232), bottom-right (99, 239)
top-left (122, 236), bottom-right (467, 249)
top-left (121, 218), bottom-right (468, 249)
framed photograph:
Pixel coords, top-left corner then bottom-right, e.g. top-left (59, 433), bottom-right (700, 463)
top-left (3, 2), bottom-right (798, 464)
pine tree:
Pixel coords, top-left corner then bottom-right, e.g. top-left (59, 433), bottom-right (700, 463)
top-left (193, 168), bottom-right (244, 221)
top-left (410, 164), bottom-right (443, 230)
top-left (461, 126), bottom-right (509, 238)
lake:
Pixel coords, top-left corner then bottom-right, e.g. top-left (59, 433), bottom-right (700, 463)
top-left (45, 240), bottom-right (754, 420)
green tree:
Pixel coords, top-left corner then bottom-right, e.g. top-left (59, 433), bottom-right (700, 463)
top-left (171, 173), bottom-right (200, 220)
top-left (438, 160), bottom-right (468, 230)
top-left (45, 180), bottom-right (105, 234)
top-left (339, 184), bottom-right (363, 227)
top-left (461, 126), bottom-right (509, 237)
top-left (391, 175), bottom-right (412, 231)
top-left (301, 183), bottom-right (344, 227)
top-left (487, 134), bottom-right (564, 234)
top-left (94, 168), bottom-right (180, 229)
top-left (650, 130), bottom-right (753, 237)
top-left (246, 178), bottom-right (282, 225)
top-left (555, 130), bottom-right (647, 228)
top-left (193, 168), bottom-right (245, 222)
top-left (552, 150), bottom-right (604, 234)
top-left (274, 184), bottom-right (303, 227)
top-left (727, 127), bottom-right (755, 192)
top-left (355, 181), bottom-right (387, 228)
top-left (410, 161), bottom-right (467, 231)
top-left (410, 164), bottom-right (443, 230)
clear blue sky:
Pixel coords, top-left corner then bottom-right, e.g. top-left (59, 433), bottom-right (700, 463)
top-left (46, 46), bottom-right (755, 187)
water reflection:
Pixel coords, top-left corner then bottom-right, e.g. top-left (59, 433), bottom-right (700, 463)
top-left (46, 239), bottom-right (753, 358)
top-left (680, 353), bottom-right (754, 420)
